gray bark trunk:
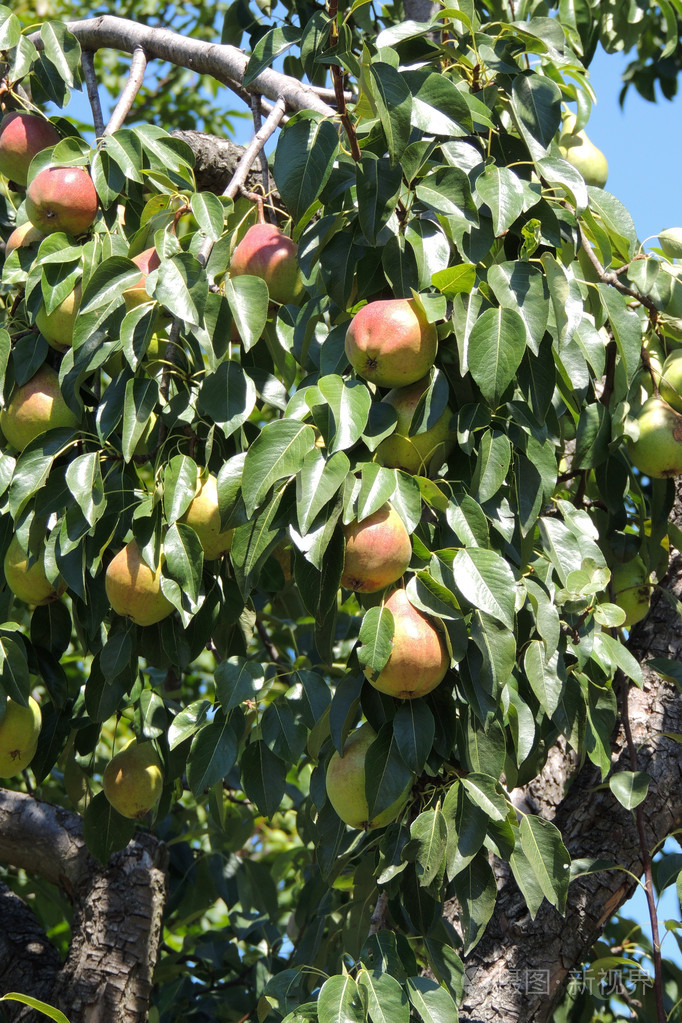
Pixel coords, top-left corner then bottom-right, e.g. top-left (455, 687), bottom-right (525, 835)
top-left (455, 480), bottom-right (682, 1022)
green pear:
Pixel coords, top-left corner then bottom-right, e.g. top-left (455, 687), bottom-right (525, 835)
top-left (35, 282), bottom-right (81, 350)
top-left (179, 472), bottom-right (233, 560)
top-left (376, 375), bottom-right (455, 475)
top-left (627, 396), bottom-right (682, 478)
top-left (658, 228), bottom-right (682, 260)
top-left (0, 364), bottom-right (79, 451)
top-left (558, 114), bottom-right (608, 188)
top-left (610, 556), bottom-right (651, 627)
top-left (4, 533), bottom-right (66, 606)
top-left (659, 349), bottom-right (682, 413)
top-left (365, 587), bottom-right (449, 699)
top-left (103, 740), bottom-right (164, 819)
top-left (341, 503), bottom-right (411, 593)
top-left (105, 539), bottom-right (175, 627)
top-left (0, 696), bottom-right (41, 777)
top-left (325, 723), bottom-right (412, 829)
top-left (345, 299), bottom-right (438, 389)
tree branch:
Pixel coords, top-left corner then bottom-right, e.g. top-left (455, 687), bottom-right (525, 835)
top-left (81, 51), bottom-right (105, 139)
top-left (104, 44), bottom-right (147, 135)
top-left (28, 17), bottom-right (336, 118)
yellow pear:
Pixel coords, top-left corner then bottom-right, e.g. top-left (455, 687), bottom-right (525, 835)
top-left (325, 723), bottom-right (412, 829)
top-left (0, 365), bottom-right (79, 451)
top-left (105, 539), bottom-right (175, 627)
top-left (0, 696), bottom-right (41, 777)
top-left (179, 472), bottom-right (233, 559)
top-left (558, 114), bottom-right (608, 188)
top-left (4, 533), bottom-right (66, 605)
top-left (366, 587), bottom-right (449, 699)
top-left (35, 283), bottom-right (81, 351)
top-left (341, 503), bottom-right (411, 592)
top-left (102, 740), bottom-right (163, 819)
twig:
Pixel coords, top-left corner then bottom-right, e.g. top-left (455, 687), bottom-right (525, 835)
top-left (619, 671), bottom-right (667, 1023)
top-left (250, 93), bottom-right (271, 204)
top-left (327, 0), bottom-right (361, 161)
top-left (368, 890), bottom-right (389, 935)
top-left (256, 618), bottom-right (285, 666)
top-left (104, 45), bottom-right (147, 135)
top-left (579, 226), bottom-right (659, 319)
top-left (197, 97), bottom-right (287, 270)
top-left (81, 51), bottom-right (105, 138)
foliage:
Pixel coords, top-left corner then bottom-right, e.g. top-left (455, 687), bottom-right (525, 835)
top-left (1, 1), bottom-right (682, 1022)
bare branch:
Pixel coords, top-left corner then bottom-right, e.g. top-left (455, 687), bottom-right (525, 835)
top-left (81, 51), bottom-right (105, 138)
top-left (28, 16), bottom-right (336, 118)
top-left (104, 45), bottom-right (147, 135)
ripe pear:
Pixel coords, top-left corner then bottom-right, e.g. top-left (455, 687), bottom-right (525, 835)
top-left (0, 112), bottom-right (60, 187)
top-left (0, 696), bottom-right (41, 777)
top-left (25, 166), bottom-right (99, 236)
top-left (123, 247), bottom-right (161, 311)
top-left (341, 503), bottom-right (411, 593)
top-left (102, 740), bottom-right (164, 819)
top-left (179, 472), bottom-right (233, 559)
top-left (376, 375), bottom-right (455, 475)
top-left (35, 282), bottom-right (81, 351)
top-left (610, 556), bottom-right (651, 627)
top-left (230, 223), bottom-right (303, 305)
top-left (4, 533), bottom-right (66, 606)
top-left (367, 587), bottom-right (448, 699)
top-left (325, 723), bottom-right (412, 829)
top-left (659, 350), bottom-right (682, 413)
top-left (105, 539), bottom-right (175, 627)
top-left (5, 221), bottom-right (45, 257)
top-left (345, 299), bottom-right (438, 389)
top-left (627, 396), bottom-right (682, 478)
top-left (558, 114), bottom-right (608, 188)
top-left (0, 364), bottom-right (79, 451)
top-left (658, 228), bottom-right (682, 260)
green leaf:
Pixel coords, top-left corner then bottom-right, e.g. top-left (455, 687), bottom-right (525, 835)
top-left (82, 790), bottom-right (135, 865)
top-left (609, 770), bottom-right (651, 810)
top-left (511, 72), bottom-right (562, 160)
top-left (356, 156), bottom-right (403, 245)
top-left (190, 191), bottom-right (225, 240)
top-left (243, 25), bottom-right (300, 85)
top-left (443, 781), bottom-right (488, 879)
top-left (242, 419), bottom-right (316, 517)
top-left (240, 739), bottom-right (287, 818)
top-left (393, 700), bottom-right (435, 774)
top-left (468, 306), bottom-right (527, 405)
top-left (187, 717), bottom-right (239, 797)
top-left (0, 636), bottom-right (30, 704)
top-left (65, 452), bottom-right (104, 527)
top-left (357, 605), bottom-right (395, 678)
top-left (216, 657), bottom-right (266, 712)
top-left (0, 7), bottom-right (21, 48)
top-left (355, 464), bottom-right (397, 522)
top-left (475, 165), bottom-right (525, 236)
top-left (121, 376), bottom-right (158, 463)
top-left (168, 699), bottom-right (212, 749)
top-left (452, 849), bottom-right (497, 952)
top-left (296, 449), bottom-right (350, 535)
top-left (431, 263), bottom-right (476, 298)
top-left (79, 257), bottom-right (140, 313)
top-left (408, 808), bottom-right (448, 886)
top-left (471, 429), bottom-right (510, 503)
top-left (164, 522), bottom-right (204, 607)
top-left (0, 993), bottom-right (72, 1023)
top-left (273, 116), bottom-right (339, 222)
top-left (369, 62), bottom-right (413, 164)
top-left (487, 261), bottom-right (549, 355)
top-left (225, 275), bottom-right (269, 352)
top-left (406, 976), bottom-right (459, 1023)
top-left (163, 454), bottom-right (198, 524)
top-left (357, 971), bottom-right (408, 1023)
top-left (151, 251), bottom-right (207, 327)
top-left (198, 361), bottom-right (257, 440)
top-left (317, 974), bottom-right (367, 1023)
top-left (40, 20), bottom-right (81, 88)
top-left (365, 725), bottom-right (414, 824)
top-left (316, 375), bottom-right (372, 453)
top-left (452, 547), bottom-right (517, 630)
top-left (516, 814), bottom-right (570, 915)
top-left (461, 773), bottom-right (509, 821)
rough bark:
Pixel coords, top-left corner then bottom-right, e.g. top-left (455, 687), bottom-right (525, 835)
top-left (169, 131), bottom-right (266, 197)
top-left (0, 790), bottom-right (168, 1023)
top-left (455, 480), bottom-right (682, 1023)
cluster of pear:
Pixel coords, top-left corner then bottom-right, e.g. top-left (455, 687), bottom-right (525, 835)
top-left (325, 299), bottom-right (456, 829)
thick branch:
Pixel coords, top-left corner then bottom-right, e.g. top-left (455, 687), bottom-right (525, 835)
top-left (455, 483), bottom-right (682, 1023)
top-left (29, 16), bottom-right (335, 118)
top-left (0, 790), bottom-right (168, 1023)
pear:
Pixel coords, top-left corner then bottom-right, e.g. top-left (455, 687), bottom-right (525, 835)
top-left (103, 740), bottom-right (164, 819)
top-left (0, 364), bottom-right (79, 451)
top-left (105, 539), bottom-right (175, 627)
top-left (0, 696), bottom-right (41, 777)
top-left (25, 166), bottom-right (99, 236)
top-left (610, 556), bottom-right (651, 627)
top-left (179, 472), bottom-right (233, 560)
top-left (0, 112), bottom-right (60, 187)
top-left (366, 587), bottom-right (448, 699)
top-left (341, 503), bottom-right (411, 593)
top-left (627, 396), bottom-right (682, 478)
top-left (658, 228), bottom-right (682, 260)
top-left (659, 349), bottom-right (682, 413)
top-left (345, 299), bottom-right (438, 389)
top-left (35, 283), bottom-right (81, 351)
top-left (558, 114), bottom-right (608, 188)
top-left (230, 223), bottom-right (302, 305)
top-left (4, 533), bottom-right (66, 606)
top-left (325, 723), bottom-right (412, 829)
top-left (376, 375), bottom-right (455, 475)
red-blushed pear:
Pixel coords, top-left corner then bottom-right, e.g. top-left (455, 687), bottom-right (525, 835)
top-left (367, 587), bottom-right (448, 699)
top-left (627, 396), bottom-right (682, 478)
top-left (341, 503), bottom-right (411, 593)
top-left (123, 247), bottom-right (162, 311)
top-left (35, 282), bottom-right (81, 350)
top-left (376, 376), bottom-right (455, 475)
top-left (230, 223), bottom-right (303, 305)
top-left (25, 166), bottom-right (99, 236)
top-left (0, 696), bottom-right (41, 777)
top-left (0, 112), bottom-right (60, 187)
top-left (611, 556), bottom-right (652, 627)
top-left (325, 723), bottom-right (412, 829)
top-left (5, 221), bottom-right (45, 257)
top-left (659, 350), bottom-right (682, 413)
top-left (345, 299), bottom-right (438, 388)
top-left (179, 472), bottom-right (234, 560)
top-left (102, 740), bottom-right (164, 819)
top-left (105, 539), bottom-right (175, 627)
top-left (0, 364), bottom-right (79, 451)
top-left (4, 533), bottom-right (66, 606)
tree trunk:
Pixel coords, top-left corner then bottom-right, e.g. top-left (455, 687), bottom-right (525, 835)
top-left (0, 791), bottom-right (168, 1023)
top-left (453, 480), bottom-right (682, 1022)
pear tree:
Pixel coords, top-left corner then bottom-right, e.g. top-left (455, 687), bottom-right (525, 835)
top-left (1, 3), bottom-right (682, 1023)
